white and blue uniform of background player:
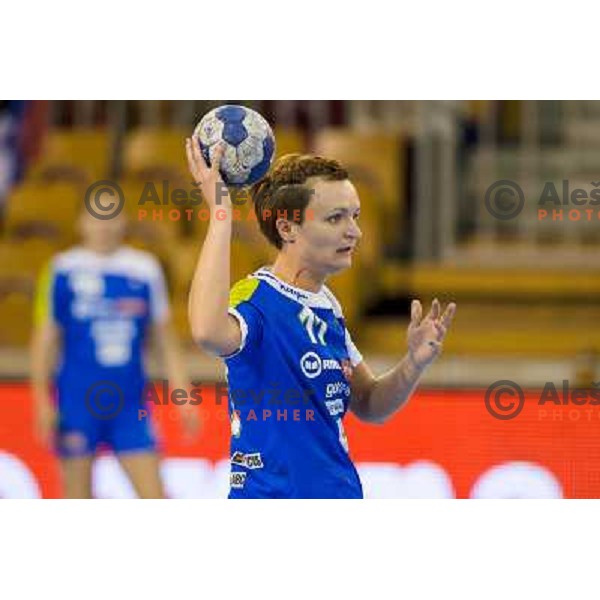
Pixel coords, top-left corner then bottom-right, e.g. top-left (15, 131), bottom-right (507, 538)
top-left (225, 268), bottom-right (364, 499)
top-left (35, 246), bottom-right (170, 457)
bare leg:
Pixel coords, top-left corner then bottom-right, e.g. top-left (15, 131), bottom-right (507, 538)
top-left (116, 451), bottom-right (165, 499)
top-left (60, 456), bottom-right (94, 499)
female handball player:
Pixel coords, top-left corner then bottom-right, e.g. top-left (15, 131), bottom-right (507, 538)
top-left (31, 205), bottom-right (199, 498)
top-left (186, 139), bottom-right (455, 498)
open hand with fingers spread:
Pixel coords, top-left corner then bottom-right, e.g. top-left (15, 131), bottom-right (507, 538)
top-left (407, 298), bottom-right (456, 370)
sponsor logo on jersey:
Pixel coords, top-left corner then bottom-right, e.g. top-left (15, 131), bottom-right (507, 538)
top-left (230, 471), bottom-right (247, 489)
top-left (244, 453), bottom-right (264, 470)
top-left (277, 281), bottom-right (310, 301)
top-left (257, 272), bottom-right (310, 301)
top-left (231, 451), bottom-right (246, 467)
top-left (325, 381), bottom-right (351, 399)
top-left (300, 351), bottom-right (342, 379)
top-left (231, 451), bottom-right (264, 470)
top-left (325, 398), bottom-right (345, 417)
top-left (300, 352), bottom-right (322, 378)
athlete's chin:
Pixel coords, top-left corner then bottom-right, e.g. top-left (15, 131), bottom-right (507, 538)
top-left (327, 255), bottom-right (353, 274)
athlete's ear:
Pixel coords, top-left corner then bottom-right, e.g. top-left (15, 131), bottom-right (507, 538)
top-left (276, 218), bottom-right (297, 244)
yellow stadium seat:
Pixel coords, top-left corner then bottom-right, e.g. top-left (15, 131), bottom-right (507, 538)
top-left (0, 240), bottom-right (58, 278)
top-left (273, 128), bottom-right (305, 160)
top-left (167, 236), bottom-right (271, 340)
top-left (230, 238), bottom-right (270, 284)
top-left (0, 292), bottom-right (33, 346)
top-left (379, 264), bottom-right (600, 300)
top-left (357, 264), bottom-right (600, 358)
top-left (0, 240), bottom-right (57, 346)
top-left (124, 126), bottom-right (304, 180)
top-left (117, 178), bottom-right (183, 253)
top-left (30, 128), bottom-right (111, 182)
top-left (122, 128), bottom-right (188, 178)
top-left (5, 182), bottom-right (81, 243)
top-left (167, 237), bottom-right (269, 297)
top-left (312, 129), bottom-right (405, 248)
top-left (358, 305), bottom-right (600, 358)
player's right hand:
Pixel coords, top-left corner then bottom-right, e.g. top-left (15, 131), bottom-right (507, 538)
top-left (185, 138), bottom-right (229, 210)
top-left (34, 397), bottom-right (57, 447)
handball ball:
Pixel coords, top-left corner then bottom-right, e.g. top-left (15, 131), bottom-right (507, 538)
top-left (194, 105), bottom-right (276, 187)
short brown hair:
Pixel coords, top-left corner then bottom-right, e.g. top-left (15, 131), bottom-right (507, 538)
top-left (251, 153), bottom-right (348, 249)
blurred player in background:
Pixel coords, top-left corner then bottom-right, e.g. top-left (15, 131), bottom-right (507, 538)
top-left (30, 201), bottom-right (199, 498)
top-left (186, 140), bottom-right (456, 498)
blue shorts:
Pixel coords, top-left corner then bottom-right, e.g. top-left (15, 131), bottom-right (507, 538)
top-left (55, 379), bottom-right (156, 458)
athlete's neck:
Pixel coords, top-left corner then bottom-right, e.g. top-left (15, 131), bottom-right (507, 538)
top-left (82, 242), bottom-right (122, 257)
top-left (270, 256), bottom-right (325, 293)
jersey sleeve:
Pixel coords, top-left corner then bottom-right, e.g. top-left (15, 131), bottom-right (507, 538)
top-left (225, 277), bottom-right (263, 359)
top-left (33, 260), bottom-right (60, 327)
top-left (322, 284), bottom-right (363, 367)
top-left (344, 329), bottom-right (363, 367)
top-left (148, 259), bottom-right (170, 324)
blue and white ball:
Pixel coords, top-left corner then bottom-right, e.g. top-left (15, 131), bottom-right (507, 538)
top-left (194, 105), bottom-right (276, 187)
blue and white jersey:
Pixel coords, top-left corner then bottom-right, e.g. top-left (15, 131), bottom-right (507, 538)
top-left (225, 268), bottom-right (364, 499)
top-left (36, 246), bottom-right (169, 393)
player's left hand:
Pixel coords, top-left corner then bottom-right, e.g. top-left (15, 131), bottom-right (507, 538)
top-left (407, 298), bottom-right (456, 370)
top-left (179, 404), bottom-right (202, 443)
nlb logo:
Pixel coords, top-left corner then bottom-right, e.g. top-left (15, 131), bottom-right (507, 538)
top-left (300, 352), bottom-right (341, 379)
top-left (300, 352), bottom-right (322, 378)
